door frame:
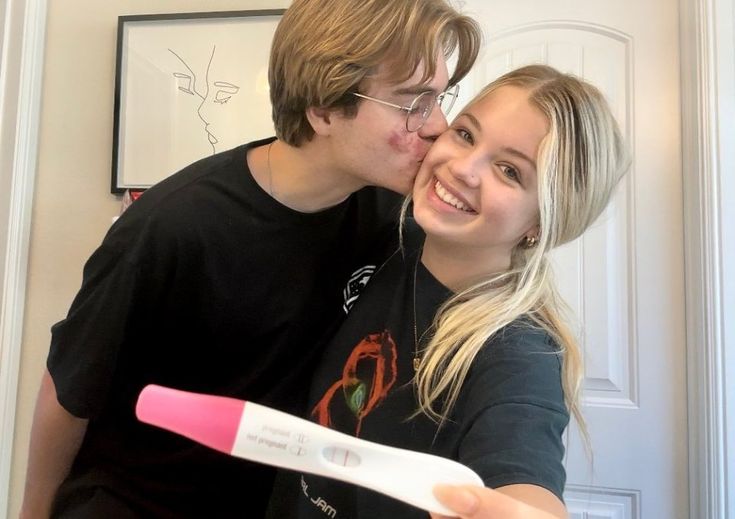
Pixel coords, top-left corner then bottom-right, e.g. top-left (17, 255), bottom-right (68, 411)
top-left (680, 0), bottom-right (735, 517)
top-left (0, 0), bottom-right (47, 516)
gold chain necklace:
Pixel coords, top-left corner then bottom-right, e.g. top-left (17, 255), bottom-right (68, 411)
top-left (412, 252), bottom-right (424, 372)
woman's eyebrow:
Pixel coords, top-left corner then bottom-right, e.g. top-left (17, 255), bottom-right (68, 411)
top-left (454, 112), bottom-right (482, 131)
top-left (501, 146), bottom-right (537, 170)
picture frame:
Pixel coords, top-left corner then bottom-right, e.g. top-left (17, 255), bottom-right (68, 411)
top-left (111, 10), bottom-right (286, 194)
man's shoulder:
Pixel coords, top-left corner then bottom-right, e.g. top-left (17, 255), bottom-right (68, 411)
top-left (106, 143), bottom-right (259, 240)
top-left (134, 144), bottom-right (251, 208)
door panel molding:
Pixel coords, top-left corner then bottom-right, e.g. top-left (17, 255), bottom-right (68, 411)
top-left (565, 485), bottom-right (641, 519)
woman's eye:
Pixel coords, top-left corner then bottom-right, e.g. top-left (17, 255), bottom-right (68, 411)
top-left (455, 128), bottom-right (473, 144)
top-left (500, 165), bottom-right (520, 182)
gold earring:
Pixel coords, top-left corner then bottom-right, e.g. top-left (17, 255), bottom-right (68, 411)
top-left (523, 235), bottom-right (539, 248)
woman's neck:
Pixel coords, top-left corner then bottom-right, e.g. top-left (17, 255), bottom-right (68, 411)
top-left (420, 236), bottom-right (511, 292)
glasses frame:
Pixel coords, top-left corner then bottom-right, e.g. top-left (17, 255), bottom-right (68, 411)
top-left (352, 83), bottom-right (460, 132)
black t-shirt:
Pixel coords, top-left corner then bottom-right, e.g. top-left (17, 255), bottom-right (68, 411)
top-left (268, 224), bottom-right (569, 519)
top-left (47, 138), bottom-right (402, 518)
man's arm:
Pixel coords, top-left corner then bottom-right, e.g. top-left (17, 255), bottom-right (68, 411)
top-left (20, 369), bottom-right (88, 519)
top-left (431, 483), bottom-right (567, 519)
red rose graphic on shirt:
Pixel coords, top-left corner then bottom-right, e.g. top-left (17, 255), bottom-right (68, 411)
top-left (311, 331), bottom-right (398, 436)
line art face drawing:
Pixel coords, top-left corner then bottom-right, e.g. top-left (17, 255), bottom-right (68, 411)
top-left (115, 15), bottom-right (279, 189)
top-left (169, 46), bottom-right (242, 154)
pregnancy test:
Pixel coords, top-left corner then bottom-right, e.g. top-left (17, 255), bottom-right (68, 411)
top-left (136, 384), bottom-right (482, 515)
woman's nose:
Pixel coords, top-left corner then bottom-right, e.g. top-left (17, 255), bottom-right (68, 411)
top-left (447, 151), bottom-right (480, 188)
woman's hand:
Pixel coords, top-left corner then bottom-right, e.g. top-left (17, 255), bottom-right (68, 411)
top-left (430, 484), bottom-right (566, 519)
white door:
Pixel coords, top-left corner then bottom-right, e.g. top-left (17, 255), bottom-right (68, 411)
top-left (455, 2), bottom-right (686, 518)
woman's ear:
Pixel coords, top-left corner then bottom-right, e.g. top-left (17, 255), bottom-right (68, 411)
top-left (526, 224), bottom-right (540, 241)
top-left (306, 106), bottom-right (335, 137)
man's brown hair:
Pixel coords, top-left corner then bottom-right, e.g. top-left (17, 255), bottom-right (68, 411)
top-left (269, 0), bottom-right (482, 146)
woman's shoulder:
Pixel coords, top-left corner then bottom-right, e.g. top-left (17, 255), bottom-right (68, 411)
top-left (463, 316), bottom-right (567, 414)
top-left (466, 317), bottom-right (565, 391)
top-left (485, 316), bottom-right (561, 356)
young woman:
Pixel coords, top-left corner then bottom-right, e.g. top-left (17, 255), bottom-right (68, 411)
top-left (267, 64), bottom-right (629, 519)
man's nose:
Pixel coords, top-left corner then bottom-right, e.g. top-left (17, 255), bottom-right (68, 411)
top-left (417, 104), bottom-right (449, 140)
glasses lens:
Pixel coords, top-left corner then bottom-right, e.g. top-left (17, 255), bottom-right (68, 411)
top-left (406, 92), bottom-right (435, 132)
top-left (438, 84), bottom-right (459, 116)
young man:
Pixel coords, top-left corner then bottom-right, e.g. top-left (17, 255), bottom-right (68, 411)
top-left (20, 0), bottom-right (480, 517)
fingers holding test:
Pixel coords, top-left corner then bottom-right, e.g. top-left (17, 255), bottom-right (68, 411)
top-left (431, 484), bottom-right (560, 519)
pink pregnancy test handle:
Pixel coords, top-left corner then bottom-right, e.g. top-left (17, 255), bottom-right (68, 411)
top-left (136, 384), bottom-right (245, 454)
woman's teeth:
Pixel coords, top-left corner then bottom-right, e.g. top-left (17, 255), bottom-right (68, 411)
top-left (434, 180), bottom-right (473, 212)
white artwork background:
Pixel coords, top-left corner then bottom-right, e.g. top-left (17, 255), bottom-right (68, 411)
top-left (118, 17), bottom-right (277, 188)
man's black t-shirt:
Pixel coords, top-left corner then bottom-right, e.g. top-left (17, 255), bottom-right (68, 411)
top-left (47, 138), bottom-right (402, 518)
top-left (268, 224), bottom-right (569, 518)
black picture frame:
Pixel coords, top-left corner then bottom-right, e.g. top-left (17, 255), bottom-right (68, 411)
top-left (111, 10), bottom-right (285, 194)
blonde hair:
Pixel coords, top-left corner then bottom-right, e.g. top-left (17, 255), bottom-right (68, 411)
top-left (269, 0), bottom-right (481, 146)
top-left (414, 65), bottom-right (630, 442)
